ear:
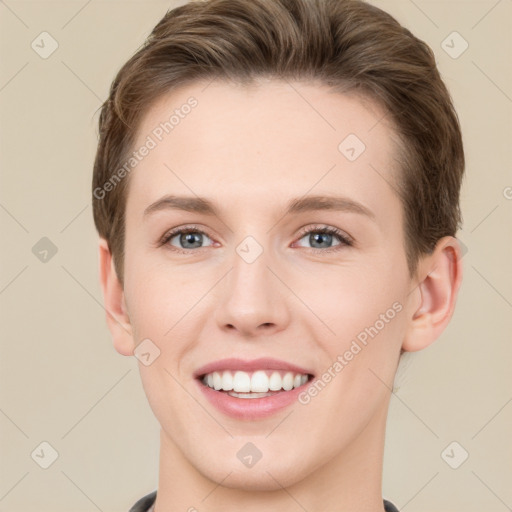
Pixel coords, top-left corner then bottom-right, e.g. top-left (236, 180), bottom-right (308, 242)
top-left (402, 236), bottom-right (463, 352)
top-left (98, 238), bottom-right (134, 356)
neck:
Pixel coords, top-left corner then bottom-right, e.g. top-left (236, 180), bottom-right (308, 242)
top-left (153, 398), bottom-right (390, 512)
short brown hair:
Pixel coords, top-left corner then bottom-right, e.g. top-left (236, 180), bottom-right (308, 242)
top-left (92, 0), bottom-right (465, 287)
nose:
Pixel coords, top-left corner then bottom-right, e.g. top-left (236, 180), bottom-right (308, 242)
top-left (214, 244), bottom-right (290, 337)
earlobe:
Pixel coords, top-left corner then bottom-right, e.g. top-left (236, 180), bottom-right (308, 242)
top-left (402, 236), bottom-right (463, 352)
top-left (98, 238), bottom-right (134, 356)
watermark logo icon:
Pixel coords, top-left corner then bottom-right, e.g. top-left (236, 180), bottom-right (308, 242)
top-left (31, 441), bottom-right (59, 469)
top-left (338, 134), bottom-right (366, 162)
top-left (441, 31), bottom-right (469, 59)
top-left (456, 238), bottom-right (469, 259)
top-left (32, 237), bottom-right (58, 263)
top-left (31, 31), bottom-right (59, 59)
top-left (441, 441), bottom-right (469, 469)
top-left (134, 338), bottom-right (161, 366)
top-left (236, 236), bottom-right (264, 264)
top-left (237, 442), bottom-right (262, 468)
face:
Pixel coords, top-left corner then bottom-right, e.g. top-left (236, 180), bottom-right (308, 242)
top-left (120, 79), bottom-right (418, 489)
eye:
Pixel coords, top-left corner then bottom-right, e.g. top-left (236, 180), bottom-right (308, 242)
top-left (294, 225), bottom-right (353, 252)
top-left (160, 226), bottom-right (215, 253)
top-left (159, 224), bottom-right (353, 254)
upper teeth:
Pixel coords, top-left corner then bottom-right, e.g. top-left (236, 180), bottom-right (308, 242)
top-left (202, 370), bottom-right (309, 392)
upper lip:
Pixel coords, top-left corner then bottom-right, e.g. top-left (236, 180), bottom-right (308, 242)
top-left (193, 358), bottom-right (314, 378)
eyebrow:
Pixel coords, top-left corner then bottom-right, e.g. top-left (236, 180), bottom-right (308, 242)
top-left (143, 194), bottom-right (376, 221)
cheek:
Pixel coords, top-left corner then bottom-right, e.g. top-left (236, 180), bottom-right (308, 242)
top-left (303, 258), bottom-right (408, 387)
top-left (304, 288), bottom-right (405, 425)
top-left (123, 252), bottom-right (183, 334)
top-left (302, 259), bottom-right (406, 337)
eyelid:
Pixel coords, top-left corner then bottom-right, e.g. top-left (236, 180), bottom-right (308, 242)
top-left (295, 224), bottom-right (354, 246)
top-left (159, 223), bottom-right (354, 252)
top-left (158, 224), bottom-right (215, 249)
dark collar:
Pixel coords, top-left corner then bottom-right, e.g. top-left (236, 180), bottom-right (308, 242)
top-left (130, 490), bottom-right (400, 512)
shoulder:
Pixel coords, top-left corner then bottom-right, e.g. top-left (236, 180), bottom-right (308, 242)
top-left (128, 490), bottom-right (157, 512)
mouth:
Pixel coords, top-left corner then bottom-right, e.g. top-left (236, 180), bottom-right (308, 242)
top-left (197, 369), bottom-right (314, 399)
top-left (193, 357), bottom-right (316, 419)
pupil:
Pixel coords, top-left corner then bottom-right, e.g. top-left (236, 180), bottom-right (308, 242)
top-left (182, 233), bottom-right (202, 248)
top-left (312, 233), bottom-right (331, 248)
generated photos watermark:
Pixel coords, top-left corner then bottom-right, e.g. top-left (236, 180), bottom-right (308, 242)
top-left (298, 300), bottom-right (403, 404)
top-left (93, 96), bottom-right (198, 200)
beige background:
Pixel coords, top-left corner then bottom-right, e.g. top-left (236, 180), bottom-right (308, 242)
top-left (1, 0), bottom-right (511, 511)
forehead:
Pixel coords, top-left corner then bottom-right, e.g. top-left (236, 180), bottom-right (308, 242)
top-left (127, 79), bottom-right (402, 223)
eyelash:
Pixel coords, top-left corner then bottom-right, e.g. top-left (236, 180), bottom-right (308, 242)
top-left (159, 224), bottom-right (354, 255)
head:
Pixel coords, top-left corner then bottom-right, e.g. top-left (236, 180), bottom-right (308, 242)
top-left (93, 0), bottom-right (464, 491)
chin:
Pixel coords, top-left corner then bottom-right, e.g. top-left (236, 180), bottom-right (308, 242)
top-left (193, 451), bottom-right (311, 491)
top-left (210, 468), bottom-right (303, 492)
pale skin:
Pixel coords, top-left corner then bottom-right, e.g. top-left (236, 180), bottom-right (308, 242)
top-left (98, 79), bottom-right (463, 512)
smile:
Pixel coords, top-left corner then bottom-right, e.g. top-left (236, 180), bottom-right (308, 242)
top-left (193, 357), bottom-right (315, 419)
top-left (200, 369), bottom-right (312, 398)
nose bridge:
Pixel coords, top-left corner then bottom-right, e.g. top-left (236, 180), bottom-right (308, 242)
top-left (232, 235), bottom-right (270, 294)
top-left (215, 232), bottom-right (288, 334)
top-left (230, 233), bottom-right (275, 308)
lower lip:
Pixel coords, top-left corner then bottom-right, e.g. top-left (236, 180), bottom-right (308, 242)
top-left (195, 378), bottom-right (312, 420)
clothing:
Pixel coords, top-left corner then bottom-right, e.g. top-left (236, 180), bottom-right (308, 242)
top-left (129, 490), bottom-right (400, 511)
